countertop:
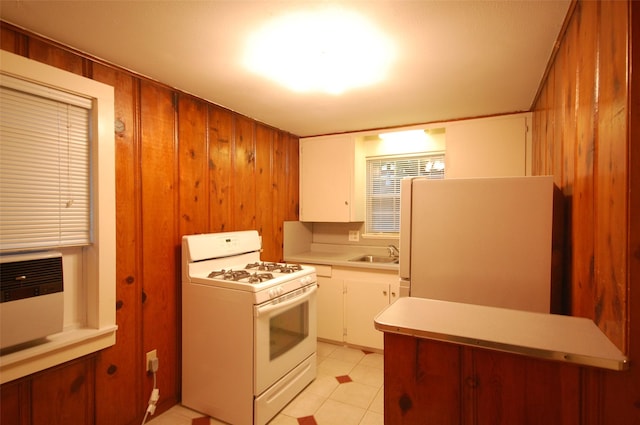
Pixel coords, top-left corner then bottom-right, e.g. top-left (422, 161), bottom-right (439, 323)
top-left (374, 297), bottom-right (628, 371)
top-left (284, 244), bottom-right (399, 272)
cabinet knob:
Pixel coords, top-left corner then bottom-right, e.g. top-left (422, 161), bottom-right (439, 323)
top-left (383, 290), bottom-right (388, 296)
top-left (391, 292), bottom-right (397, 297)
top-left (344, 201), bottom-right (348, 205)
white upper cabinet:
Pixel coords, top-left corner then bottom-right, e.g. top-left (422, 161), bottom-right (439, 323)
top-left (299, 113), bottom-right (531, 223)
top-left (299, 135), bottom-right (365, 222)
top-left (445, 113), bottom-right (532, 178)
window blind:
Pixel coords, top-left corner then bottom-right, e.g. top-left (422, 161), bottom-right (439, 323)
top-left (366, 153), bottom-right (444, 234)
top-left (0, 74), bottom-right (92, 251)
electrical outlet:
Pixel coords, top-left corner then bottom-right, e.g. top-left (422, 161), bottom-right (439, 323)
top-left (348, 230), bottom-right (359, 242)
top-left (146, 349), bottom-right (157, 372)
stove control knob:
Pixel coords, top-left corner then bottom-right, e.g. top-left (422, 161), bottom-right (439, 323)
top-left (278, 287), bottom-right (284, 295)
top-left (268, 288), bottom-right (278, 298)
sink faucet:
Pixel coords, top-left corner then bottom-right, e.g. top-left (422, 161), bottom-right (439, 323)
top-left (387, 245), bottom-right (400, 257)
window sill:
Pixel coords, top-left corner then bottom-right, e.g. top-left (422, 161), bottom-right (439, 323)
top-left (0, 325), bottom-right (117, 384)
top-left (361, 232), bottom-right (400, 240)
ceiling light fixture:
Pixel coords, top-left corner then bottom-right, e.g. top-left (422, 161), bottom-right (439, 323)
top-left (244, 8), bottom-right (395, 95)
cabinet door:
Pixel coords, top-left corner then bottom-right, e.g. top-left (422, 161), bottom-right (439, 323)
top-left (344, 279), bottom-right (390, 350)
top-left (389, 280), bottom-right (400, 304)
top-left (445, 114), bottom-right (530, 178)
top-left (300, 136), bottom-right (361, 222)
top-left (317, 276), bottom-right (344, 342)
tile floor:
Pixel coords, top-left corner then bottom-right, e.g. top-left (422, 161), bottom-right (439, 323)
top-left (149, 341), bottom-right (384, 425)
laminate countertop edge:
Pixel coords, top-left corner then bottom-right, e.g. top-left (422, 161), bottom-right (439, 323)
top-left (374, 297), bottom-right (628, 371)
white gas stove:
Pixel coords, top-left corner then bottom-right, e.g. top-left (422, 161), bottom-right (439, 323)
top-left (183, 231), bottom-right (316, 303)
top-left (181, 230), bottom-right (317, 425)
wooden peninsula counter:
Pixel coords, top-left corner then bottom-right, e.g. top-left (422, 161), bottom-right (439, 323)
top-left (374, 297), bottom-right (628, 424)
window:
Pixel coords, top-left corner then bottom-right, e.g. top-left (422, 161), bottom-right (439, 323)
top-left (366, 153), bottom-right (444, 234)
top-left (0, 50), bottom-right (116, 384)
top-left (0, 74), bottom-right (92, 251)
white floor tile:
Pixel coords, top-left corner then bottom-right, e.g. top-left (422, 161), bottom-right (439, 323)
top-left (146, 410), bottom-right (191, 425)
top-left (317, 357), bottom-right (357, 377)
top-left (329, 381), bottom-right (378, 410)
top-left (154, 342), bottom-right (385, 425)
top-left (304, 374), bottom-right (340, 398)
top-left (359, 353), bottom-right (384, 369)
top-left (368, 387), bottom-right (384, 415)
top-left (314, 399), bottom-right (366, 425)
top-left (359, 410), bottom-right (384, 425)
top-left (317, 341), bottom-right (340, 357)
top-left (281, 390), bottom-right (325, 417)
top-left (327, 346), bottom-right (366, 364)
top-left (349, 363), bottom-right (383, 388)
top-left (269, 413), bottom-right (299, 425)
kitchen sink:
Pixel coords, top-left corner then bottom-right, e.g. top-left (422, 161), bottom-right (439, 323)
top-left (349, 255), bottom-right (399, 264)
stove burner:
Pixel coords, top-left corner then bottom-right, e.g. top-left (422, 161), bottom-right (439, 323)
top-left (245, 262), bottom-right (303, 274)
top-left (208, 269), bottom-right (251, 281)
top-left (207, 268), bottom-right (275, 284)
top-left (248, 272), bottom-right (274, 283)
top-left (207, 262), bottom-right (305, 285)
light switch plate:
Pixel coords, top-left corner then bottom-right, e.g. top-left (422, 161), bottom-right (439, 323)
top-left (348, 230), bottom-right (359, 242)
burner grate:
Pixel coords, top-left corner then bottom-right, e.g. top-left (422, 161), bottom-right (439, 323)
top-left (206, 262), bottom-right (304, 284)
top-left (207, 268), bottom-right (276, 284)
top-left (245, 262), bottom-right (303, 274)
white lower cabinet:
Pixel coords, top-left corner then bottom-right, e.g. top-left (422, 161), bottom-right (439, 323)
top-left (313, 265), bottom-right (399, 351)
top-left (345, 279), bottom-right (399, 350)
top-left (316, 275), bottom-right (344, 342)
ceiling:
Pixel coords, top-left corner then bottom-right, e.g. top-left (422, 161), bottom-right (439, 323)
top-left (0, 1), bottom-right (570, 137)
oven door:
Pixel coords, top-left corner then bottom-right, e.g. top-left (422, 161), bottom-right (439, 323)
top-left (254, 283), bottom-right (317, 395)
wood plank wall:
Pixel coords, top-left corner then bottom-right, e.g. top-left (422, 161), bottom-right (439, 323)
top-left (0, 22), bottom-right (300, 425)
top-left (532, 0), bottom-right (629, 353)
top-left (532, 0), bottom-right (640, 420)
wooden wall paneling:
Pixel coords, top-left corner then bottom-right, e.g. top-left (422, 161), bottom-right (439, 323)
top-left (26, 37), bottom-right (85, 76)
top-left (571, 0), bottom-right (598, 321)
top-left (383, 333), bottom-right (462, 424)
top-left (461, 348), bottom-right (476, 425)
top-left (538, 72), bottom-right (553, 176)
top-left (552, 42), bottom-right (566, 185)
top-left (560, 12), bottom-right (579, 314)
top-left (208, 106), bottom-right (234, 233)
top-left (471, 349), bottom-right (580, 425)
top-left (178, 94), bottom-right (210, 237)
top-left (0, 378), bottom-right (31, 425)
top-left (272, 131), bottom-right (289, 261)
top-left (1, 22), bottom-right (301, 423)
top-left (31, 356), bottom-right (96, 425)
top-left (593, 0), bottom-right (628, 352)
top-left (561, 14), bottom-right (578, 197)
top-left (531, 89), bottom-right (542, 174)
top-left (531, 1), bottom-right (638, 422)
top-left (139, 80), bottom-right (179, 415)
top-left (544, 65), bottom-right (556, 176)
top-left (601, 0), bottom-right (640, 420)
top-left (255, 124), bottom-right (277, 261)
top-left (0, 24), bottom-right (26, 55)
top-left (232, 115), bottom-right (257, 231)
top-left (286, 134), bottom-right (300, 221)
top-left (91, 63), bottom-right (143, 425)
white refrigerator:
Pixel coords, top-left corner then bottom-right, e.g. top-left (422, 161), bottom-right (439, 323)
top-left (399, 176), bottom-right (562, 313)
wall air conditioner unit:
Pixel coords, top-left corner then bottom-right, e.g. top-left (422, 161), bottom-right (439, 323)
top-left (0, 252), bottom-right (64, 350)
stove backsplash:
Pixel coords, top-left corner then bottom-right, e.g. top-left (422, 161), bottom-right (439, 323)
top-left (284, 221), bottom-right (398, 257)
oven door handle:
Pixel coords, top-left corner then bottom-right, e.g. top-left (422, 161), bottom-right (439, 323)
top-left (255, 284), bottom-right (317, 317)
